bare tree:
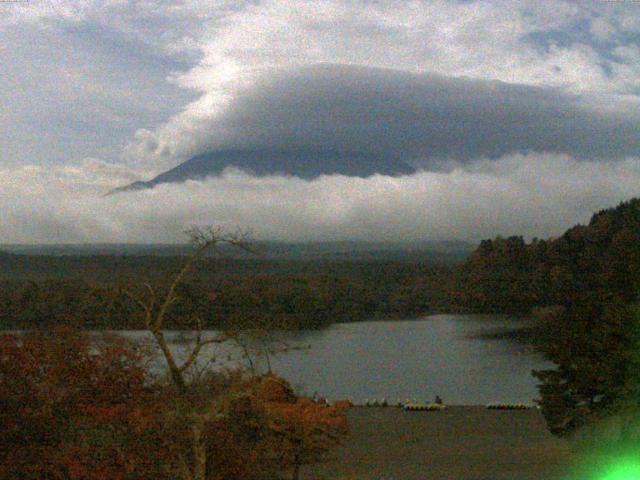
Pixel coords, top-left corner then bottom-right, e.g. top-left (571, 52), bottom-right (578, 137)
top-left (121, 226), bottom-right (252, 480)
top-left (122, 226), bottom-right (252, 393)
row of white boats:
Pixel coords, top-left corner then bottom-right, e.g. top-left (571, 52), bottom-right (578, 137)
top-left (361, 399), bottom-right (535, 410)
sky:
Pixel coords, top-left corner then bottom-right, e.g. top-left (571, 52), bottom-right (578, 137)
top-left (2, 0), bottom-right (640, 243)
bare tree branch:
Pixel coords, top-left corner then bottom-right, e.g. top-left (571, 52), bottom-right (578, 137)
top-left (122, 289), bottom-right (152, 329)
top-left (179, 317), bottom-right (226, 374)
top-left (143, 282), bottom-right (156, 310)
top-left (122, 225), bottom-right (254, 395)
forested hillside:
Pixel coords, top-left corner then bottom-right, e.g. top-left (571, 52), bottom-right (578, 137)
top-left (453, 198), bottom-right (640, 318)
top-left (454, 198), bottom-right (640, 435)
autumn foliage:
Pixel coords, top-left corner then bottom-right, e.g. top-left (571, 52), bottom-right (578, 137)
top-left (0, 326), bottom-right (162, 479)
top-left (192, 373), bottom-right (348, 480)
top-left (0, 327), bottom-right (348, 480)
top-left (453, 197), bottom-right (640, 436)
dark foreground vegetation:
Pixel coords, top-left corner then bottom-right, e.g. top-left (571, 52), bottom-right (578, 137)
top-left (452, 198), bottom-right (640, 438)
top-left (1, 229), bottom-right (353, 480)
top-left (0, 326), bottom-right (349, 480)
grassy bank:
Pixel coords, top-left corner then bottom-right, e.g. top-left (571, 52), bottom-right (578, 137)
top-left (304, 406), bottom-right (573, 480)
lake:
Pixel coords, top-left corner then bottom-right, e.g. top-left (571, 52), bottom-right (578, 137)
top-left (116, 314), bottom-right (554, 405)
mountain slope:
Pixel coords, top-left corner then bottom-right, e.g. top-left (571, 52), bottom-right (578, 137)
top-left (111, 148), bottom-right (416, 193)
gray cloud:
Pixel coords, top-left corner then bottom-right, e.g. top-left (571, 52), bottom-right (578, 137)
top-left (126, 0), bottom-right (640, 168)
top-left (161, 64), bottom-right (640, 168)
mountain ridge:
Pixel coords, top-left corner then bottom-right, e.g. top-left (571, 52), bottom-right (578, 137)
top-left (110, 148), bottom-right (416, 193)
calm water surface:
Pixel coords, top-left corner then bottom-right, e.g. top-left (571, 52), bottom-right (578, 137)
top-left (117, 314), bottom-right (553, 405)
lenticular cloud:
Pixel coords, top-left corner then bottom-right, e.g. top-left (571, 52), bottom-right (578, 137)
top-left (125, 65), bottom-right (640, 170)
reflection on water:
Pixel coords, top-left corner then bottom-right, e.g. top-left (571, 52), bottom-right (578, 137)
top-left (115, 314), bottom-right (554, 405)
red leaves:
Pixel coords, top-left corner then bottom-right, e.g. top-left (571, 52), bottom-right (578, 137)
top-left (267, 397), bottom-right (349, 447)
top-left (258, 376), bottom-right (349, 473)
top-left (79, 404), bottom-right (130, 424)
top-left (255, 373), bottom-right (297, 403)
top-left (201, 373), bottom-right (348, 480)
top-left (0, 326), bottom-right (157, 480)
top-left (1, 330), bottom-right (347, 480)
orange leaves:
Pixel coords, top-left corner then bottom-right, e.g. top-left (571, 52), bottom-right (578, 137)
top-left (57, 441), bottom-right (128, 480)
top-left (332, 399), bottom-right (353, 410)
top-left (0, 326), bottom-right (160, 480)
top-left (200, 373), bottom-right (348, 480)
top-left (255, 373), bottom-right (297, 403)
top-left (267, 397), bottom-right (349, 450)
top-left (241, 374), bottom-right (349, 437)
top-left (78, 404), bottom-right (131, 424)
top-left (260, 379), bottom-right (349, 475)
top-left (1, 330), bottom-right (347, 480)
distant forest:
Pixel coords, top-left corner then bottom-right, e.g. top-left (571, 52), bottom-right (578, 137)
top-left (0, 255), bottom-right (454, 330)
top-left (1, 199), bottom-right (638, 336)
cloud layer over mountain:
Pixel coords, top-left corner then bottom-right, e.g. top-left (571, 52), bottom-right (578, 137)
top-left (132, 64), bottom-right (640, 169)
top-left (3, 154), bottom-right (639, 243)
top-left (2, 1), bottom-right (640, 242)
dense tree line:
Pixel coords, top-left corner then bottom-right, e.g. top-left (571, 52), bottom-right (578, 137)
top-left (0, 259), bottom-right (452, 330)
top-left (451, 235), bottom-right (550, 313)
top-left (454, 198), bottom-right (640, 435)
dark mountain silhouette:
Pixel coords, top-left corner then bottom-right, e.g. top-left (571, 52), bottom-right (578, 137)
top-left (110, 148), bottom-right (416, 193)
